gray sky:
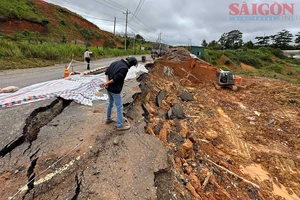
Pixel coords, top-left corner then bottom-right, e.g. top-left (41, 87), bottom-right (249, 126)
top-left (44, 0), bottom-right (300, 46)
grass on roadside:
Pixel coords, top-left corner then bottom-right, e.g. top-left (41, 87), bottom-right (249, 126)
top-left (204, 47), bottom-right (300, 84)
top-left (0, 38), bottom-right (149, 70)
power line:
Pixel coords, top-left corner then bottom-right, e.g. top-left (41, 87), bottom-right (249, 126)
top-left (80, 14), bottom-right (115, 22)
top-left (45, 0), bottom-right (158, 43)
top-left (103, 0), bottom-right (127, 11)
top-left (127, 24), bottom-right (155, 42)
top-left (129, 0), bottom-right (145, 22)
top-left (130, 17), bottom-right (152, 33)
top-left (48, 0), bottom-right (117, 18)
top-left (91, 0), bottom-right (124, 13)
top-left (162, 33), bottom-right (172, 39)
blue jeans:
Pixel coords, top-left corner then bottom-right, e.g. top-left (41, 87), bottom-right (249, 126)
top-left (106, 91), bottom-right (123, 128)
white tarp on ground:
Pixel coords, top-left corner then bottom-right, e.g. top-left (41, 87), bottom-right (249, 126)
top-left (0, 63), bottom-right (148, 108)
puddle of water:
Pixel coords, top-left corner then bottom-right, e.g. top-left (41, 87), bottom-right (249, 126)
top-left (241, 164), bottom-right (300, 200)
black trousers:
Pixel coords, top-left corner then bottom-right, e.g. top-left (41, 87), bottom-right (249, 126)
top-left (85, 57), bottom-right (91, 70)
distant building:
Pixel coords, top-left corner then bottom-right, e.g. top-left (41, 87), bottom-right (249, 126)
top-left (190, 46), bottom-right (204, 59)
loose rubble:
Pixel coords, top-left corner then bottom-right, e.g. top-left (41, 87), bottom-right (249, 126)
top-left (134, 47), bottom-right (300, 199)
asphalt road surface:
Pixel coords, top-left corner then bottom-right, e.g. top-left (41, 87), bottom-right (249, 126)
top-left (0, 55), bottom-right (150, 89)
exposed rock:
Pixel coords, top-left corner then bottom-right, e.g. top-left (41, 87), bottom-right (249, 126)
top-left (188, 173), bottom-right (201, 192)
top-left (156, 90), bottom-right (166, 107)
top-left (158, 121), bottom-right (171, 145)
top-left (167, 131), bottom-right (184, 147)
top-left (177, 139), bottom-right (194, 159)
top-left (170, 103), bottom-right (185, 119)
top-left (204, 130), bottom-right (219, 140)
top-left (180, 91), bottom-right (194, 102)
top-left (186, 182), bottom-right (201, 199)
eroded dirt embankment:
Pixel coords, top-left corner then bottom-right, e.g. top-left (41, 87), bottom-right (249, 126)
top-left (135, 48), bottom-right (300, 200)
top-left (1, 48), bottom-right (299, 200)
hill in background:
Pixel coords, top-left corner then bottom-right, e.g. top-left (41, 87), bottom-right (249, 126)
top-left (0, 0), bottom-right (122, 47)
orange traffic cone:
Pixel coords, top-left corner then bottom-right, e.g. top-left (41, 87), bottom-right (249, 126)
top-left (63, 66), bottom-right (69, 78)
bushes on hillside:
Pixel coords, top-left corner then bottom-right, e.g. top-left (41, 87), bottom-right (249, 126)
top-left (103, 40), bottom-right (116, 49)
top-left (204, 49), bottom-right (222, 65)
top-left (266, 64), bottom-right (285, 74)
top-left (80, 28), bottom-right (93, 41)
top-left (238, 54), bottom-right (263, 68)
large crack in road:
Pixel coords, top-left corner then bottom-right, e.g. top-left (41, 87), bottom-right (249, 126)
top-left (0, 98), bottom-right (71, 158)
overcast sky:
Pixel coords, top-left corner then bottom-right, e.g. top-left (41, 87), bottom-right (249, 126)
top-left (44, 0), bottom-right (300, 46)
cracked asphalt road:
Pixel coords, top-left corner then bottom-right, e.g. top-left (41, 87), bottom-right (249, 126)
top-left (0, 57), bottom-right (171, 200)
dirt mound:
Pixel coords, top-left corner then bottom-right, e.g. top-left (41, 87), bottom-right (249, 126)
top-left (155, 48), bottom-right (220, 84)
top-left (135, 52), bottom-right (300, 199)
top-left (164, 48), bottom-right (192, 62)
top-left (1, 51), bottom-right (299, 199)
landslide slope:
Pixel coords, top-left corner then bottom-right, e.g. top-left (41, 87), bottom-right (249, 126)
top-left (0, 0), bottom-right (121, 46)
top-left (138, 48), bottom-right (300, 199)
top-left (0, 48), bottom-right (299, 200)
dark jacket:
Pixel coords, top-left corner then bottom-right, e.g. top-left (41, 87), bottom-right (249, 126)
top-left (105, 59), bottom-right (130, 94)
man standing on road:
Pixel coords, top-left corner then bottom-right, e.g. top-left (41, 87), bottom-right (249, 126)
top-left (84, 48), bottom-right (92, 70)
top-left (100, 56), bottom-right (138, 131)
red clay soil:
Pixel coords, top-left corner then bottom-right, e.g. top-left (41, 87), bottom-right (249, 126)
top-left (218, 54), bottom-right (240, 70)
top-left (142, 47), bottom-right (300, 199)
top-left (0, 47), bottom-right (299, 200)
top-left (156, 48), bottom-right (220, 83)
top-left (241, 63), bottom-right (255, 70)
top-left (0, 0), bottom-right (122, 47)
top-left (0, 19), bottom-right (47, 34)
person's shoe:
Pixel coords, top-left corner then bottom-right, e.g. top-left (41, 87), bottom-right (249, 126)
top-left (117, 125), bottom-right (130, 131)
top-left (105, 119), bottom-right (115, 124)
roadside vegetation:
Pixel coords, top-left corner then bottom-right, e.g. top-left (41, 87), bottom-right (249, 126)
top-left (202, 29), bottom-right (300, 84)
top-left (0, 38), bottom-right (149, 70)
top-left (0, 0), bottom-right (151, 70)
top-left (0, 0), bottom-right (49, 25)
top-left (204, 47), bottom-right (300, 84)
top-left (0, 0), bottom-right (299, 84)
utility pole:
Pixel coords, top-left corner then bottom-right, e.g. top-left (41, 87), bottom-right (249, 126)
top-left (188, 38), bottom-right (192, 50)
top-left (123, 9), bottom-right (130, 50)
top-left (113, 17), bottom-right (116, 37)
top-left (158, 32), bottom-right (162, 55)
top-left (158, 32), bottom-right (162, 43)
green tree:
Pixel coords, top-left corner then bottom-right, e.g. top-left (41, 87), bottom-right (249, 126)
top-left (218, 30), bottom-right (243, 49)
top-left (218, 33), bottom-right (228, 49)
top-left (228, 30), bottom-right (243, 49)
top-left (255, 35), bottom-right (270, 46)
top-left (201, 39), bottom-right (208, 47)
top-left (272, 29), bottom-right (293, 49)
top-left (135, 34), bottom-right (144, 42)
top-left (208, 40), bottom-right (221, 50)
top-left (244, 40), bottom-right (254, 49)
top-left (295, 32), bottom-right (300, 46)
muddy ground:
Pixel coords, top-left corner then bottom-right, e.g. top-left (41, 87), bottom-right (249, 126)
top-left (1, 48), bottom-right (299, 200)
